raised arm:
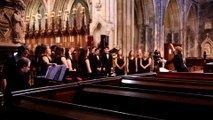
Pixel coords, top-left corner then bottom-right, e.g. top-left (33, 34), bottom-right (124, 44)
top-left (170, 43), bottom-right (175, 52)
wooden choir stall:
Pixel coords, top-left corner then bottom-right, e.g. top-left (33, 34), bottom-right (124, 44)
top-left (25, 6), bottom-right (91, 53)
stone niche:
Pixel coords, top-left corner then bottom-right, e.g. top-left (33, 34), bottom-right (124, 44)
top-left (201, 34), bottom-right (213, 58)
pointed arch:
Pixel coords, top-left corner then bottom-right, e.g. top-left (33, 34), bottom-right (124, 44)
top-left (25, 1), bottom-right (43, 30)
top-left (90, 14), bottom-right (113, 47)
top-left (185, 4), bottom-right (198, 57)
top-left (70, 0), bottom-right (90, 27)
top-left (145, 0), bottom-right (155, 52)
top-left (164, 0), bottom-right (180, 43)
top-left (134, 0), bottom-right (155, 51)
top-left (134, 0), bottom-right (144, 49)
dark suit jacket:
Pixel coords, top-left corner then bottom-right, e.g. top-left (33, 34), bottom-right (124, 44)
top-left (102, 53), bottom-right (113, 73)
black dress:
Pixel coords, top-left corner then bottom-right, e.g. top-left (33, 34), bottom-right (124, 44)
top-left (128, 57), bottom-right (136, 74)
top-left (141, 58), bottom-right (151, 73)
top-left (115, 57), bottom-right (125, 75)
top-left (37, 55), bottom-right (53, 76)
top-left (79, 58), bottom-right (90, 78)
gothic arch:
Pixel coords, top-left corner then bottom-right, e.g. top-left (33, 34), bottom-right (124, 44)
top-left (185, 4), bottom-right (198, 57)
top-left (24, 0), bottom-right (43, 30)
top-left (134, 0), bottom-right (155, 52)
top-left (144, 0), bottom-right (155, 53)
top-left (164, 0), bottom-right (180, 43)
top-left (71, 0), bottom-right (90, 28)
top-left (90, 14), bottom-right (113, 47)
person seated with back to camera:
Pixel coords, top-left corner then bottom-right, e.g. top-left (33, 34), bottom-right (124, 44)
top-left (1, 45), bottom-right (29, 104)
top-left (3, 57), bottom-right (31, 108)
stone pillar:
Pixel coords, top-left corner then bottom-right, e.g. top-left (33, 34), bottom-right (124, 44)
top-left (117, 0), bottom-right (123, 48)
top-left (131, 0), bottom-right (135, 50)
top-left (171, 31), bottom-right (174, 43)
top-left (105, 0), bottom-right (110, 22)
top-left (122, 0), bottom-right (127, 55)
top-left (144, 25), bottom-right (149, 52)
top-left (114, 0), bottom-right (117, 48)
top-left (126, 0), bottom-right (131, 56)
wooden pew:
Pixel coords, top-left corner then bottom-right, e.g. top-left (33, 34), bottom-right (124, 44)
top-left (3, 75), bottom-right (213, 120)
top-left (156, 72), bottom-right (213, 80)
top-left (73, 84), bottom-right (213, 120)
top-left (3, 78), bottom-right (159, 120)
top-left (120, 74), bottom-right (213, 95)
top-left (11, 95), bottom-right (156, 120)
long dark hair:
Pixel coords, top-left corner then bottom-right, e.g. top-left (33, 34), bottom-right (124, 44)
top-left (65, 48), bottom-right (70, 59)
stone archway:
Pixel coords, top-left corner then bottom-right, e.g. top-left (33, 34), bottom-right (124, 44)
top-left (185, 5), bottom-right (198, 57)
top-left (90, 14), bottom-right (114, 48)
top-left (134, 0), bottom-right (155, 52)
top-left (164, 0), bottom-right (180, 44)
top-left (201, 34), bottom-right (213, 58)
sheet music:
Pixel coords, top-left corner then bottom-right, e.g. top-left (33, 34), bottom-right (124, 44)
top-left (45, 65), bottom-right (67, 81)
top-left (159, 67), bottom-right (170, 72)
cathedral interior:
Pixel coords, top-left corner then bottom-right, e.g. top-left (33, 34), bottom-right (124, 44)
top-left (0, 0), bottom-right (213, 58)
top-left (1, 0), bottom-right (213, 119)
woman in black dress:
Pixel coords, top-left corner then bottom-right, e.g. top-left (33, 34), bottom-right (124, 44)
top-left (140, 51), bottom-right (152, 73)
top-left (37, 44), bottom-right (56, 76)
top-left (127, 50), bottom-right (136, 74)
top-left (115, 49), bottom-right (126, 75)
top-left (78, 47), bottom-right (92, 79)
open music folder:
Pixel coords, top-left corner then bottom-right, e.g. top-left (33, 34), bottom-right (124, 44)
top-left (45, 65), bottom-right (67, 81)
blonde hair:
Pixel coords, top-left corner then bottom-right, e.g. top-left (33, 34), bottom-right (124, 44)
top-left (175, 46), bottom-right (182, 53)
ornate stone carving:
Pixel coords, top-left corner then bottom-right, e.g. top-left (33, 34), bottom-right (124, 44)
top-left (0, 0), bottom-right (26, 44)
top-left (201, 33), bottom-right (213, 58)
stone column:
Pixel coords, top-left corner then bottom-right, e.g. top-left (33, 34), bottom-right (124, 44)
top-left (144, 25), bottom-right (149, 52)
top-left (114, 0), bottom-right (117, 48)
top-left (126, 0), bottom-right (131, 56)
top-left (105, 0), bottom-right (110, 22)
top-left (122, 0), bottom-right (127, 55)
top-left (131, 0), bottom-right (135, 50)
top-left (117, 0), bottom-right (123, 48)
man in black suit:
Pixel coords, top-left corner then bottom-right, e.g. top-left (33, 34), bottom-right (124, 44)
top-left (102, 47), bottom-right (113, 76)
top-left (93, 48), bottom-right (103, 77)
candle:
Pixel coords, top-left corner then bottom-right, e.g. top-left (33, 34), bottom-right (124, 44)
top-left (72, 8), bottom-right (77, 15)
top-left (57, 11), bottom-right (62, 17)
top-left (26, 16), bottom-right (30, 22)
top-left (32, 15), bottom-right (36, 22)
top-left (64, 10), bottom-right (69, 21)
top-left (80, 7), bottom-right (85, 14)
top-left (44, 13), bottom-right (48, 19)
top-left (205, 21), bottom-right (212, 30)
top-left (37, 14), bottom-right (42, 20)
top-left (81, 7), bottom-right (85, 12)
top-left (56, 37), bottom-right (60, 43)
top-left (65, 9), bottom-right (69, 14)
top-left (51, 11), bottom-right (55, 17)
